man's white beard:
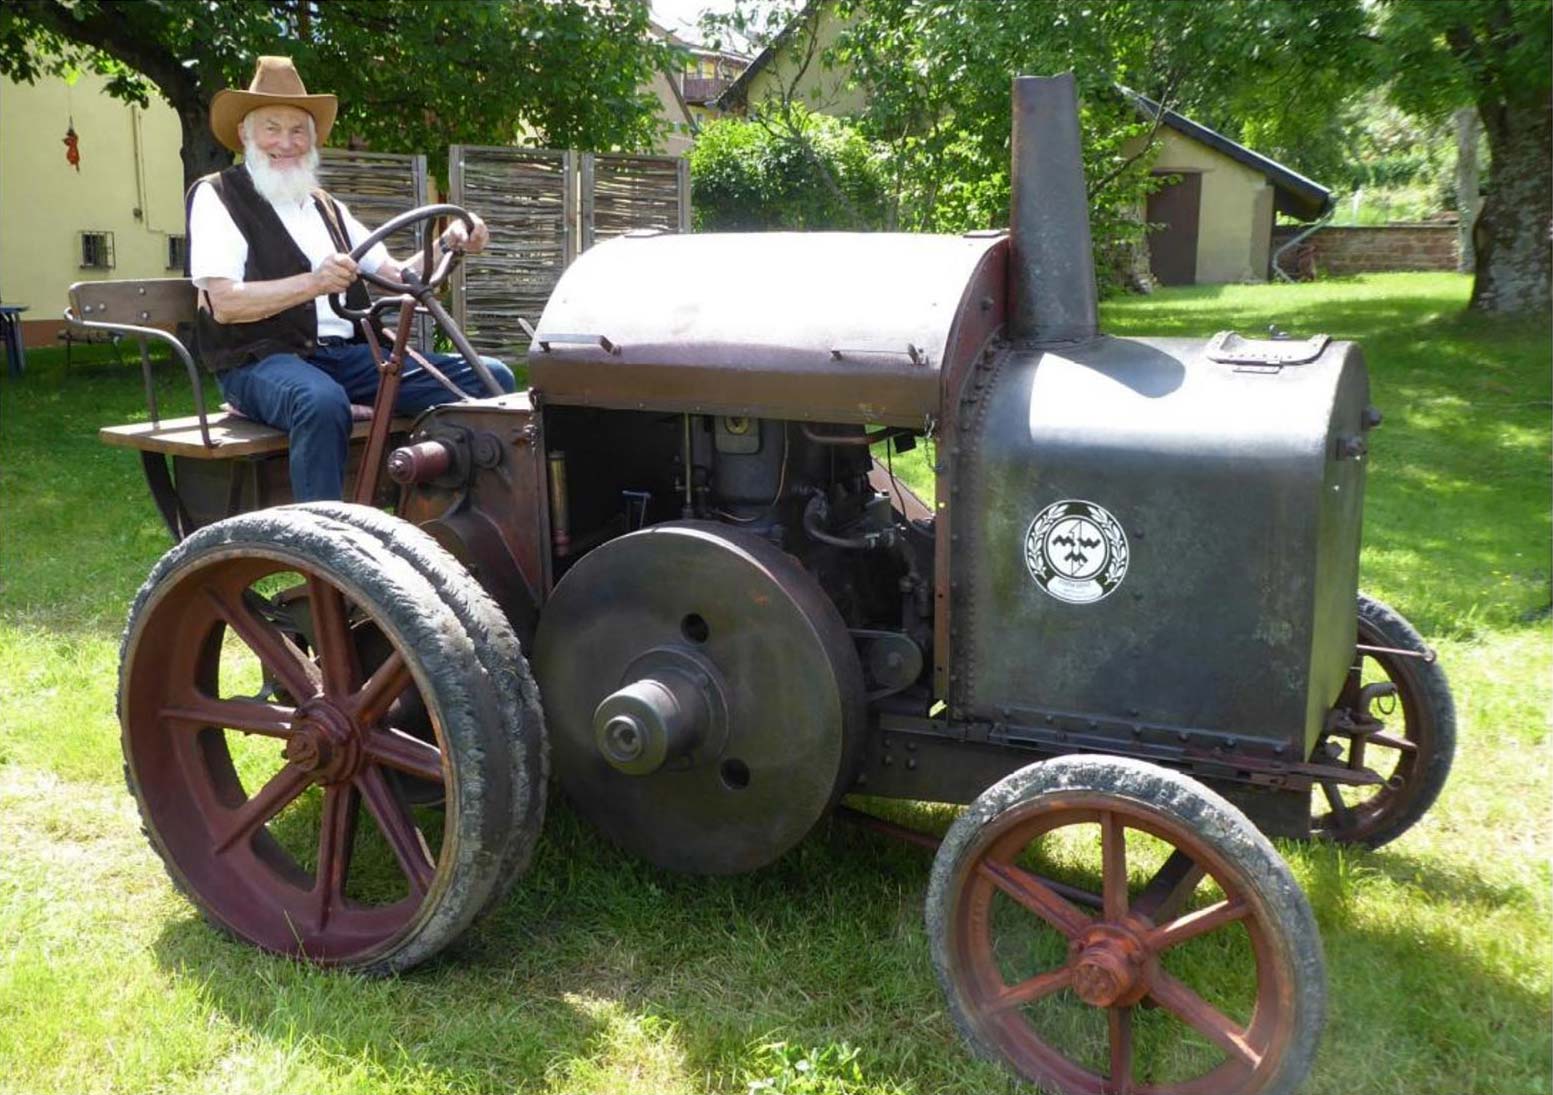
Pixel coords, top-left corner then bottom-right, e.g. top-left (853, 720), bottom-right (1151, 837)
top-left (243, 137), bottom-right (320, 206)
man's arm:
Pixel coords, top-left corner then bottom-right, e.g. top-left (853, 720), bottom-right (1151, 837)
top-left (203, 254), bottom-right (357, 324)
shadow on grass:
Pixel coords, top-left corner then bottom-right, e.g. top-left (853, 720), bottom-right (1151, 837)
top-left (147, 796), bottom-right (989, 1093)
top-left (144, 788), bottom-right (1551, 1093)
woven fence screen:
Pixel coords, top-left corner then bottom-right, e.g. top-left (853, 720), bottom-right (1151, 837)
top-left (316, 148), bottom-right (430, 349)
top-left (583, 154), bottom-right (691, 249)
top-left (449, 147), bottom-right (574, 363)
top-left (451, 148), bottom-right (689, 362)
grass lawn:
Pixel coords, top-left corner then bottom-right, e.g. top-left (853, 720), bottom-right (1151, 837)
top-left (0, 273), bottom-right (1548, 1094)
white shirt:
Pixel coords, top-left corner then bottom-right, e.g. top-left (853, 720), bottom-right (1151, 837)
top-left (188, 178), bottom-right (391, 341)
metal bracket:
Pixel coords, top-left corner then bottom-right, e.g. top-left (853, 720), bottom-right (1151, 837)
top-left (830, 342), bottom-right (927, 367)
top-left (1205, 330), bottom-right (1330, 366)
top-left (536, 332), bottom-right (619, 355)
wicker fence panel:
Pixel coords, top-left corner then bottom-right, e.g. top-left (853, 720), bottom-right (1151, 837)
top-left (316, 148), bottom-right (430, 348)
top-left (582, 153), bottom-right (691, 249)
top-left (450, 147), bottom-right (689, 360)
top-left (317, 148), bottom-right (428, 233)
top-left (449, 146), bottom-right (574, 362)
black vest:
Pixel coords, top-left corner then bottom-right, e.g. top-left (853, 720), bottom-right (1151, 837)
top-left (184, 165), bottom-right (371, 372)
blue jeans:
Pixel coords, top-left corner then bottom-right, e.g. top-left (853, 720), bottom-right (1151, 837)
top-left (217, 342), bottom-right (515, 502)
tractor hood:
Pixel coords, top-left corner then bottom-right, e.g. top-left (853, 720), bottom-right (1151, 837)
top-left (528, 230), bottom-right (1008, 428)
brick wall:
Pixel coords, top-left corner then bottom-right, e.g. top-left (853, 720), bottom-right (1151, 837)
top-left (1271, 224), bottom-right (1459, 277)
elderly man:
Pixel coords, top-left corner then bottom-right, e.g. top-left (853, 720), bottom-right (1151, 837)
top-left (188, 56), bottom-right (515, 501)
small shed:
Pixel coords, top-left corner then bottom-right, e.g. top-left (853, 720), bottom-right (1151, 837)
top-left (1127, 93), bottom-right (1333, 285)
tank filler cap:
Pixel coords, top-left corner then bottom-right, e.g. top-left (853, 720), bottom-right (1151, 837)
top-left (1206, 330), bottom-right (1330, 366)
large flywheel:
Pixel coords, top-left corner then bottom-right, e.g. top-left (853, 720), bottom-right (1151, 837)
top-left (534, 521), bottom-right (866, 874)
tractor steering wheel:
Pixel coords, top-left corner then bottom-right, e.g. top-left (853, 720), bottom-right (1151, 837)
top-left (327, 202), bottom-right (505, 398)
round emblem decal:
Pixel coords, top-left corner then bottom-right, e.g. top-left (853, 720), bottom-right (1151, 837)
top-left (1024, 500), bottom-right (1130, 604)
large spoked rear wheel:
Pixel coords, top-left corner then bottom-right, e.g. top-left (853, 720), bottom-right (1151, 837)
top-left (289, 501), bottom-right (548, 916)
top-left (119, 509), bottom-right (516, 972)
top-left (929, 756), bottom-right (1325, 1095)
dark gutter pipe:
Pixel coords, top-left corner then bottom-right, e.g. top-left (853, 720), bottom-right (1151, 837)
top-left (1009, 74), bottom-right (1100, 343)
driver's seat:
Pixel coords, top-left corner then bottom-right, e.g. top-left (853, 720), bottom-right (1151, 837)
top-left (76, 277), bottom-right (408, 540)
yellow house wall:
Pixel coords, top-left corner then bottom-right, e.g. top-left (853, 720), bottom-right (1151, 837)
top-left (1143, 128), bottom-right (1274, 283)
top-left (646, 69), bottom-right (696, 157)
top-left (2, 70), bottom-right (186, 344)
top-left (740, 12), bottom-right (866, 117)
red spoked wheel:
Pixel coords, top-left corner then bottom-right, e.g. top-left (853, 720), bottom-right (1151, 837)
top-left (928, 756), bottom-right (1324, 1095)
top-left (289, 501), bottom-right (548, 917)
top-left (119, 509), bottom-right (516, 972)
top-left (1311, 593), bottom-right (1456, 848)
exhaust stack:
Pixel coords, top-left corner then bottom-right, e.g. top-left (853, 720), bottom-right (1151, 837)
top-left (1009, 74), bottom-right (1100, 343)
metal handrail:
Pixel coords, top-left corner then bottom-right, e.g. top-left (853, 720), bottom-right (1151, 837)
top-left (65, 308), bottom-right (214, 449)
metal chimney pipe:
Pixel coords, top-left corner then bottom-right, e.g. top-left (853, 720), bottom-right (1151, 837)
top-left (1009, 73), bottom-right (1100, 343)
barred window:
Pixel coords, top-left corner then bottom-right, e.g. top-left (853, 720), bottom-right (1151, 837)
top-left (167, 235), bottom-right (187, 271)
top-left (79, 231), bottom-right (115, 269)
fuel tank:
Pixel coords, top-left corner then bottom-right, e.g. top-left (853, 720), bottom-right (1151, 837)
top-left (951, 332), bottom-right (1371, 760)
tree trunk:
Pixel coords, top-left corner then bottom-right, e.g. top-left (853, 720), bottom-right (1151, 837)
top-left (177, 101), bottom-right (234, 194)
top-left (1454, 107), bottom-right (1479, 274)
top-left (1471, 95), bottom-right (1551, 314)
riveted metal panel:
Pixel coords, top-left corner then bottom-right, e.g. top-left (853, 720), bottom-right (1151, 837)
top-left (952, 335), bottom-right (1368, 759)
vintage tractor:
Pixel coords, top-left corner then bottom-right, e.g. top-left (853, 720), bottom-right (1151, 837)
top-left (82, 76), bottom-right (1454, 1095)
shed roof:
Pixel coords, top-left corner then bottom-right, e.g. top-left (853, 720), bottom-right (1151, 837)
top-left (1122, 90), bottom-right (1333, 221)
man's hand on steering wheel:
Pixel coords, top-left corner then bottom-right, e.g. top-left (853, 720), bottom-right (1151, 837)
top-left (437, 213), bottom-right (489, 257)
top-left (325, 202), bottom-right (506, 398)
top-left (313, 252), bottom-right (359, 296)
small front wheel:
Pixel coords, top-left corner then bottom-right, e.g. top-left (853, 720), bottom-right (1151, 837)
top-left (928, 755), bottom-right (1325, 1095)
top-left (1310, 593), bottom-right (1456, 848)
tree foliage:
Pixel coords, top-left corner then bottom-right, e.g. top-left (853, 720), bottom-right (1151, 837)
top-left (690, 107), bottom-right (889, 231)
top-left (0, 0), bottom-right (672, 188)
top-left (705, 0), bottom-right (1371, 292)
top-left (711, 0), bottom-right (1548, 311)
top-left (828, 0), bottom-right (1369, 226)
top-left (1370, 0), bottom-right (1551, 312)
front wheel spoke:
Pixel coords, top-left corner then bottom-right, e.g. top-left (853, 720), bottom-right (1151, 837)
top-left (206, 586), bottom-right (319, 702)
top-left (350, 651), bottom-right (414, 728)
top-left (1108, 1005), bottom-right (1134, 1093)
top-left (977, 859), bottom-right (1091, 939)
top-left (306, 576), bottom-right (359, 698)
top-left (1100, 810), bottom-right (1128, 921)
top-left (313, 782), bottom-right (359, 930)
top-left (356, 765), bottom-right (435, 895)
top-left (1366, 731), bottom-right (1418, 755)
top-left (1320, 780), bottom-right (1355, 828)
top-left (989, 965), bottom-right (1073, 1011)
top-left (161, 695), bottom-right (295, 737)
top-left (1147, 968), bottom-right (1262, 1069)
top-left (365, 727), bottom-right (445, 784)
top-left (1146, 897), bottom-right (1249, 952)
top-left (211, 764), bottom-right (312, 854)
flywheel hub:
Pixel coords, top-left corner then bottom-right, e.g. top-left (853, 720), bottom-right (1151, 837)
top-left (534, 521), bottom-right (865, 874)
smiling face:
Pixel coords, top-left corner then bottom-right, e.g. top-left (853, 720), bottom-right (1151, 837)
top-left (242, 105), bottom-right (315, 172)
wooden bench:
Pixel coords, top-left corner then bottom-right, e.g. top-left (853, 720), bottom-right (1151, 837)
top-left (74, 277), bottom-right (413, 539)
top-left (100, 411), bottom-right (410, 459)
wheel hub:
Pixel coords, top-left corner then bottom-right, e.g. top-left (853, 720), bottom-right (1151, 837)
top-left (1068, 921), bottom-right (1151, 1008)
top-left (284, 698), bottom-right (362, 784)
top-left (592, 659), bottom-right (720, 776)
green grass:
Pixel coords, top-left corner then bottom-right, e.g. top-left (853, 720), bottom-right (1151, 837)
top-left (1, 274), bottom-right (1549, 1094)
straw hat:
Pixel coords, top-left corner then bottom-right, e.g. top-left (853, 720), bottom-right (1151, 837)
top-left (209, 56), bottom-right (337, 153)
